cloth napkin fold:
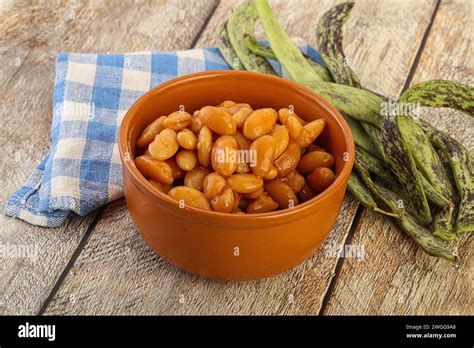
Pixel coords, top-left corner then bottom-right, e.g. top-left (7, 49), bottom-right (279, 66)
top-left (4, 38), bottom-right (324, 227)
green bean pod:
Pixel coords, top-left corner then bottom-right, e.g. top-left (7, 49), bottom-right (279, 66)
top-left (381, 114), bottom-right (431, 224)
top-left (375, 185), bottom-right (458, 262)
top-left (433, 207), bottom-right (457, 241)
top-left (343, 115), bottom-right (382, 159)
top-left (397, 115), bottom-right (454, 202)
top-left (254, 0), bottom-right (323, 84)
top-left (356, 147), bottom-right (396, 184)
top-left (360, 123), bottom-right (385, 159)
top-left (227, 2), bottom-right (276, 74)
top-left (433, 161), bottom-right (458, 241)
top-left (354, 156), bottom-right (404, 217)
top-left (315, 2), bottom-right (361, 87)
top-left (399, 215), bottom-right (457, 262)
top-left (400, 80), bottom-right (474, 118)
top-left (216, 21), bottom-right (245, 70)
top-left (419, 120), bottom-right (474, 234)
top-left (347, 173), bottom-right (399, 217)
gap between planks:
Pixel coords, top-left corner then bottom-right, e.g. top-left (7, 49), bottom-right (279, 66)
top-left (401, 0), bottom-right (442, 93)
top-left (37, 207), bottom-right (105, 315)
top-left (36, 0), bottom-right (222, 316)
top-left (319, 205), bottom-right (364, 315)
top-left (317, 0), bottom-right (442, 315)
top-left (190, 0), bottom-right (221, 49)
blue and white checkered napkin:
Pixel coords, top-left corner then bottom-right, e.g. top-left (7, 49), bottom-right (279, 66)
top-left (4, 39), bottom-right (325, 227)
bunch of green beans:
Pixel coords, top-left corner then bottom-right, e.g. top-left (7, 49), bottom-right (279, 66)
top-left (217, 0), bottom-right (473, 261)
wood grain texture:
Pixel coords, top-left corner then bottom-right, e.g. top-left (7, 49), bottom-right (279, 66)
top-left (44, 0), bottom-right (437, 315)
top-left (0, 0), bottom-right (217, 314)
top-left (324, 0), bottom-right (474, 315)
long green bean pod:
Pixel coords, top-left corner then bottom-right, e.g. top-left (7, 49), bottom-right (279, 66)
top-left (381, 114), bottom-right (431, 224)
top-left (347, 173), bottom-right (399, 217)
top-left (316, 1), bottom-right (388, 159)
top-left (397, 115), bottom-right (456, 235)
top-left (312, 2), bottom-right (408, 222)
top-left (354, 157), bottom-right (404, 217)
top-left (400, 81), bottom-right (473, 235)
top-left (254, 0), bottom-right (324, 84)
top-left (434, 160), bottom-right (458, 240)
top-left (217, 21), bottom-right (245, 70)
top-left (398, 115), bottom-right (454, 201)
top-left (361, 122), bottom-right (385, 159)
top-left (315, 2), bottom-right (361, 87)
top-left (343, 115), bottom-right (381, 159)
top-left (419, 120), bottom-right (474, 234)
top-left (400, 80), bottom-right (474, 118)
top-left (227, 2), bottom-right (276, 74)
top-left (374, 185), bottom-right (458, 262)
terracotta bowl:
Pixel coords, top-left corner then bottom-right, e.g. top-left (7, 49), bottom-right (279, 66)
top-left (119, 71), bottom-right (354, 280)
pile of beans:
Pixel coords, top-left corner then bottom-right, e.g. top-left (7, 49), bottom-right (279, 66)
top-left (134, 101), bottom-right (336, 214)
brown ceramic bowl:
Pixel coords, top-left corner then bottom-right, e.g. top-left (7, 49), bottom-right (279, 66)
top-left (119, 71), bottom-right (354, 280)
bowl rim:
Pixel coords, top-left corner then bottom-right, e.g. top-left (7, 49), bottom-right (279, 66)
top-left (119, 70), bottom-right (354, 221)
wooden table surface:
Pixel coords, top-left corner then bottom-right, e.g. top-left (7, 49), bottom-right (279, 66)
top-left (1, 0), bottom-right (472, 315)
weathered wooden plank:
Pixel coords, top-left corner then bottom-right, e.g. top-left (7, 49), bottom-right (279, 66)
top-left (0, 0), bottom-right (218, 314)
top-left (44, 0), bottom-right (437, 315)
top-left (324, 0), bottom-right (473, 315)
